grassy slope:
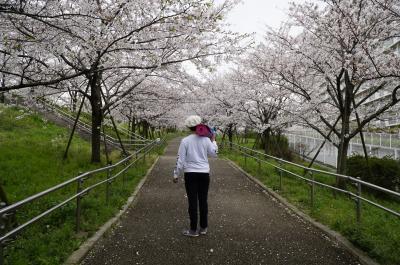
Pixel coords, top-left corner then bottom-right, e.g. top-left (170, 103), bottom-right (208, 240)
top-left (0, 104), bottom-right (159, 265)
top-left (0, 105), bottom-right (96, 202)
top-left (220, 142), bottom-right (400, 265)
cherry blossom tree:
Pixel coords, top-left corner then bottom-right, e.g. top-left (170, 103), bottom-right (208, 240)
top-left (372, 0), bottom-right (400, 20)
top-left (229, 53), bottom-right (293, 156)
top-left (192, 74), bottom-right (244, 144)
top-left (114, 68), bottom-right (195, 138)
top-left (190, 56), bottom-right (292, 157)
top-left (1, 0), bottom-right (249, 162)
top-left (266, 0), bottom-right (400, 186)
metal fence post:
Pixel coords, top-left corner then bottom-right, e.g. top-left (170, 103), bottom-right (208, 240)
top-left (75, 177), bottom-right (83, 233)
top-left (0, 202), bottom-right (6, 265)
top-left (356, 178), bottom-right (362, 223)
top-left (310, 172), bottom-right (315, 208)
top-left (279, 162), bottom-right (283, 190)
top-left (106, 163), bottom-right (112, 204)
top-left (0, 242), bottom-right (3, 265)
top-left (0, 203), bottom-right (6, 232)
top-left (123, 159), bottom-right (128, 185)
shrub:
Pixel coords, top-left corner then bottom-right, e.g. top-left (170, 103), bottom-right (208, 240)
top-left (347, 155), bottom-right (400, 195)
top-left (256, 134), bottom-right (294, 161)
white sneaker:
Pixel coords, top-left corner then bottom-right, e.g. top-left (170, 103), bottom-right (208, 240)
top-left (199, 227), bottom-right (207, 235)
top-left (182, 229), bottom-right (199, 237)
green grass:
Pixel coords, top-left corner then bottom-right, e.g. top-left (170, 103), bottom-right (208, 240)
top-left (0, 105), bottom-right (98, 201)
top-left (0, 104), bottom-right (162, 265)
top-left (220, 146), bottom-right (400, 265)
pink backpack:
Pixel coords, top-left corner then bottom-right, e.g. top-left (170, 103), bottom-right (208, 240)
top-left (195, 124), bottom-right (212, 138)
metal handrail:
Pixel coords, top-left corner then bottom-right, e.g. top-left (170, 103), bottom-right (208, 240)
top-left (223, 141), bottom-right (400, 219)
top-left (116, 125), bottom-right (149, 141)
top-left (0, 141), bottom-right (154, 216)
top-left (36, 98), bottom-right (123, 147)
top-left (35, 98), bottom-right (151, 145)
top-left (0, 138), bottom-right (164, 258)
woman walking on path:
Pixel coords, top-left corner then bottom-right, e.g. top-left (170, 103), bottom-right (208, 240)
top-left (173, 115), bottom-right (218, 237)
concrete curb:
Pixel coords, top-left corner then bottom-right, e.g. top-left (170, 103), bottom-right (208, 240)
top-left (227, 159), bottom-right (380, 265)
top-left (63, 156), bottom-right (160, 265)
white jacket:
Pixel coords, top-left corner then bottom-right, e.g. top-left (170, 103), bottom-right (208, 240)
top-left (173, 134), bottom-right (218, 176)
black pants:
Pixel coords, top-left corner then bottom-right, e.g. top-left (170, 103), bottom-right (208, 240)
top-left (184, 172), bottom-right (210, 231)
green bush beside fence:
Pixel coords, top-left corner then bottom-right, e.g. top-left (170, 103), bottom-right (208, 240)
top-left (347, 155), bottom-right (400, 197)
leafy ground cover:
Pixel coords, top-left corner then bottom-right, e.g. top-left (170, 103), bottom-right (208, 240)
top-left (220, 142), bottom-right (400, 265)
top-left (0, 104), bottom-right (162, 265)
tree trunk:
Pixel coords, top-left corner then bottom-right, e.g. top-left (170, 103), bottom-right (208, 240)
top-left (351, 98), bottom-right (370, 167)
top-left (336, 137), bottom-right (350, 187)
top-left (68, 90), bottom-right (78, 113)
top-left (244, 127), bottom-right (249, 144)
top-left (221, 128), bottom-right (226, 143)
top-left (131, 116), bottom-right (136, 140)
top-left (0, 73), bottom-right (5, 103)
top-left (275, 132), bottom-right (282, 157)
top-left (227, 124), bottom-right (233, 147)
top-left (71, 94), bottom-right (77, 113)
top-left (138, 121), bottom-right (142, 136)
top-left (102, 123), bottom-right (110, 164)
top-left (1, 56), bottom-right (5, 103)
top-left (336, 70), bottom-right (353, 188)
top-left (144, 121), bottom-right (149, 139)
top-left (90, 72), bottom-right (102, 163)
top-left (262, 128), bottom-right (271, 154)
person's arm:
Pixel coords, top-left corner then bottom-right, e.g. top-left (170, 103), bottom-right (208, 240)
top-left (207, 136), bottom-right (218, 158)
top-left (173, 140), bottom-right (186, 182)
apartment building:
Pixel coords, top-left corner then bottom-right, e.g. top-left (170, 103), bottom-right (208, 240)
top-left (362, 37), bottom-right (400, 128)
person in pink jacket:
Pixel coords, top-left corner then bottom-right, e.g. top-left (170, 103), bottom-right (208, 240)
top-left (173, 115), bottom-right (218, 237)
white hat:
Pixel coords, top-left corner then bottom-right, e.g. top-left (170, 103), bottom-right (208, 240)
top-left (185, 115), bottom-right (202, 128)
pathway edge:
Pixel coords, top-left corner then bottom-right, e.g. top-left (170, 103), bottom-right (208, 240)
top-left (63, 156), bottom-right (160, 265)
top-left (226, 159), bottom-right (380, 265)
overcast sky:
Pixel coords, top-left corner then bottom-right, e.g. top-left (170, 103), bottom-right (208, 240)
top-left (186, 1), bottom-right (310, 76)
top-left (220, 0), bottom-right (309, 41)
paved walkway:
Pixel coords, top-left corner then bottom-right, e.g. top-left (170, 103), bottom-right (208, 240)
top-left (81, 138), bottom-right (361, 265)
